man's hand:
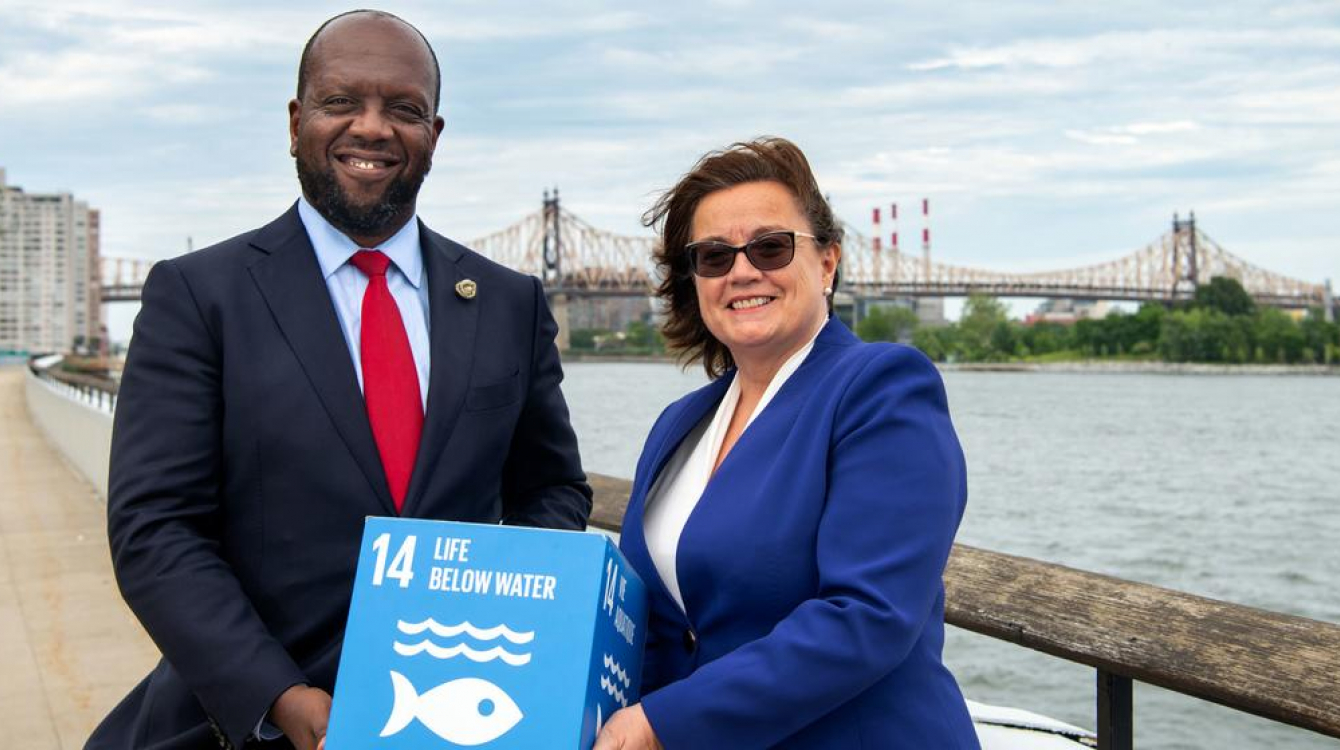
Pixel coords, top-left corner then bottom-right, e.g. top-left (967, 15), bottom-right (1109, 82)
top-left (593, 704), bottom-right (663, 750)
top-left (270, 684), bottom-right (331, 750)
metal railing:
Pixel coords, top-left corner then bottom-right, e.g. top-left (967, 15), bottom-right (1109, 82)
top-left (27, 355), bottom-right (118, 413)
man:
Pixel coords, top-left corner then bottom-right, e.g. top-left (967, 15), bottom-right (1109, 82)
top-left (88, 11), bottom-right (591, 749)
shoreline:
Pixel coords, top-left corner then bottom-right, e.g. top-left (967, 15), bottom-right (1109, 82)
top-left (942, 361), bottom-right (1340, 376)
top-left (557, 352), bottom-right (1339, 376)
top-left (560, 352), bottom-right (675, 364)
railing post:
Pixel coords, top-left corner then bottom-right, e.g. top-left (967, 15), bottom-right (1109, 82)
top-left (1097, 668), bottom-right (1133, 750)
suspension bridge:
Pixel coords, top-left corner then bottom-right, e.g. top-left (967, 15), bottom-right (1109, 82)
top-left (100, 195), bottom-right (1335, 316)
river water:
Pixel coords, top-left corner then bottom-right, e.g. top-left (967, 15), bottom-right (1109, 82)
top-left (561, 361), bottom-right (1340, 750)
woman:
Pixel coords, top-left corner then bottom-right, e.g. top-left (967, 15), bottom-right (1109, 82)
top-left (595, 137), bottom-right (979, 749)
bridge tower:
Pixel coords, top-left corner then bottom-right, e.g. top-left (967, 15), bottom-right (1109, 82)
top-left (1171, 211), bottom-right (1200, 301)
top-left (541, 189), bottom-right (571, 351)
top-left (542, 188), bottom-right (563, 285)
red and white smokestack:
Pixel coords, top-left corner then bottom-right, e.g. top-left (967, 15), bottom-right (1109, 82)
top-left (922, 198), bottom-right (931, 249)
top-left (890, 202), bottom-right (899, 252)
top-left (872, 207), bottom-right (882, 252)
top-left (921, 198), bottom-right (931, 280)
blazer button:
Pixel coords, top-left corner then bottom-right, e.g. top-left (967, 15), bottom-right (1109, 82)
top-left (682, 627), bottom-right (698, 653)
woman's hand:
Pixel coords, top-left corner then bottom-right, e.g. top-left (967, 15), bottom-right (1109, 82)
top-left (593, 704), bottom-right (663, 750)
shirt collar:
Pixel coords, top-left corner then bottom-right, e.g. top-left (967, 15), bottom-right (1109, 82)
top-left (297, 196), bottom-right (423, 288)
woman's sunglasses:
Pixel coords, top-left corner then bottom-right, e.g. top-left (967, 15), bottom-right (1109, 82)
top-left (685, 230), bottom-right (817, 278)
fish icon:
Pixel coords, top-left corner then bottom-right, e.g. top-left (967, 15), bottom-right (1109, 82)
top-left (380, 671), bottom-right (523, 746)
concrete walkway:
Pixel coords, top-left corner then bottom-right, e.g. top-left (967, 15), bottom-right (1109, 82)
top-left (0, 368), bottom-right (158, 749)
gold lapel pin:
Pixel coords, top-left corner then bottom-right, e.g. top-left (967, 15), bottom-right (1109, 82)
top-left (455, 279), bottom-right (477, 300)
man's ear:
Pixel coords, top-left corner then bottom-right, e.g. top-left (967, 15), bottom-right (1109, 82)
top-left (288, 99), bottom-right (302, 157)
top-left (430, 114), bottom-right (445, 150)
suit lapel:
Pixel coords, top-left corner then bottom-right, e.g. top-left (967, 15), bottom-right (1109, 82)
top-left (635, 374), bottom-right (733, 505)
top-left (246, 205), bottom-right (396, 515)
top-left (400, 225), bottom-right (476, 516)
top-left (635, 319), bottom-right (851, 505)
top-left (621, 374), bottom-right (731, 621)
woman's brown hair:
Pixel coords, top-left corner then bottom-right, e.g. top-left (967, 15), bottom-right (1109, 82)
top-left (644, 136), bottom-right (842, 378)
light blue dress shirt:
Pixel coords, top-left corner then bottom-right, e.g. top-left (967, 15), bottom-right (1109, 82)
top-left (297, 197), bottom-right (431, 410)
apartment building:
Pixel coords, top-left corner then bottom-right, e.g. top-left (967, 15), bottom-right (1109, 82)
top-left (0, 167), bottom-right (102, 355)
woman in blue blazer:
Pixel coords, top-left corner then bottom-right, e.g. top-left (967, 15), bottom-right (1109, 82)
top-left (595, 137), bottom-right (979, 749)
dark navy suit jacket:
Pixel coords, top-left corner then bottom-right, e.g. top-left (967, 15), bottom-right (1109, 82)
top-left (88, 205), bottom-right (591, 749)
top-left (619, 319), bottom-right (978, 749)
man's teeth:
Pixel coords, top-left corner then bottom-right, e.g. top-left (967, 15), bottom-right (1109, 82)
top-left (348, 158), bottom-right (383, 170)
top-left (730, 297), bottom-right (772, 310)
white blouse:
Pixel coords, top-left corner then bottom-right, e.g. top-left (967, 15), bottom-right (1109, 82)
top-left (642, 328), bottom-right (822, 612)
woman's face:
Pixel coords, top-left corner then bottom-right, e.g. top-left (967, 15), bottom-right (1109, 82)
top-left (690, 180), bottom-right (839, 372)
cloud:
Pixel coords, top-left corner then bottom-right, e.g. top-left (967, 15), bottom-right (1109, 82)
top-left (908, 27), bottom-right (1340, 72)
top-left (0, 3), bottom-right (300, 106)
top-left (1065, 121), bottom-right (1200, 146)
top-left (0, 50), bottom-right (202, 105)
top-left (596, 45), bottom-right (805, 77)
top-left (419, 10), bottom-right (655, 40)
top-left (140, 104), bottom-right (225, 123)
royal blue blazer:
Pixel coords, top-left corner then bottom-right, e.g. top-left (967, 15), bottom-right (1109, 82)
top-left (619, 318), bottom-right (979, 749)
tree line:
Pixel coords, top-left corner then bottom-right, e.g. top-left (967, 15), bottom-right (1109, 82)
top-left (856, 277), bottom-right (1340, 365)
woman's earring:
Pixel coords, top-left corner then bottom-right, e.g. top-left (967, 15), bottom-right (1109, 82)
top-left (823, 286), bottom-right (833, 297)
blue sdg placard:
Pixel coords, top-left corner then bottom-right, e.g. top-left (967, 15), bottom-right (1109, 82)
top-left (326, 518), bottom-right (648, 749)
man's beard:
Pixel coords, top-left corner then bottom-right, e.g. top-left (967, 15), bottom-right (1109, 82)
top-left (297, 155), bottom-right (429, 241)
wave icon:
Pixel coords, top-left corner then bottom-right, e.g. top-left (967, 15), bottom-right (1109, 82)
top-left (602, 654), bottom-right (631, 689)
top-left (393, 618), bottom-right (533, 666)
top-left (394, 640), bottom-right (532, 666)
top-left (599, 675), bottom-right (628, 708)
top-left (397, 618), bottom-right (535, 645)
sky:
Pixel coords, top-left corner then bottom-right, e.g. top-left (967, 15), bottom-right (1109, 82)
top-left (2, 0), bottom-right (1338, 340)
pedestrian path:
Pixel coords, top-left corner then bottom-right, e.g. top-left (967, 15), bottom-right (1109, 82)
top-left (0, 367), bottom-right (158, 749)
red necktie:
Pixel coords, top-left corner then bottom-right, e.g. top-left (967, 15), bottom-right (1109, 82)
top-left (350, 250), bottom-right (422, 513)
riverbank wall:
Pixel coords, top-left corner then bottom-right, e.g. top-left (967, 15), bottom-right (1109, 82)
top-left (941, 361), bottom-right (1340, 376)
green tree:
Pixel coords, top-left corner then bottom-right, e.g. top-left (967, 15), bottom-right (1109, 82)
top-left (1254, 308), bottom-right (1304, 363)
top-left (957, 295), bottom-right (1010, 361)
top-left (1018, 322), bottom-right (1069, 356)
top-left (1160, 307), bottom-right (1251, 362)
top-left (624, 319), bottom-right (663, 352)
top-left (1300, 312), bottom-right (1339, 365)
top-left (911, 326), bottom-right (952, 362)
top-left (1132, 303), bottom-right (1166, 349)
top-left (990, 321), bottom-right (1018, 358)
top-left (856, 305), bottom-right (919, 343)
top-left (1193, 276), bottom-right (1256, 317)
top-left (569, 328), bottom-right (603, 350)
top-left (1072, 318), bottom-right (1102, 356)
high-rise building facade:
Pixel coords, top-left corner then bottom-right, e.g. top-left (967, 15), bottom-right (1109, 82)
top-left (0, 167), bottom-right (102, 355)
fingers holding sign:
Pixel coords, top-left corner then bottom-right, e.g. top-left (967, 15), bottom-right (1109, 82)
top-left (594, 704), bottom-right (662, 750)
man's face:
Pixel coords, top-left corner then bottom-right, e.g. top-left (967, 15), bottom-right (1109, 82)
top-left (289, 16), bottom-right (444, 245)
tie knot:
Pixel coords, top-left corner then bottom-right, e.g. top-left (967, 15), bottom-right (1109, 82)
top-left (350, 249), bottom-right (391, 278)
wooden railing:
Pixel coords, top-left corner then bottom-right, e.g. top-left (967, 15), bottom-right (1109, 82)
top-left (586, 472), bottom-right (1340, 749)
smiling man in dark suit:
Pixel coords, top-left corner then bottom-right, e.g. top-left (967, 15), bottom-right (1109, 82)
top-left (87, 10), bottom-right (591, 750)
